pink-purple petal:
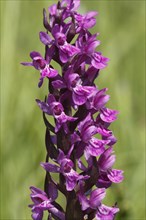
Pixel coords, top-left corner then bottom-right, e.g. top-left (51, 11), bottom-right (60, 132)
top-left (21, 62), bottom-right (33, 66)
top-left (59, 49), bottom-right (69, 63)
top-left (41, 66), bottom-right (58, 79)
top-left (65, 172), bottom-right (78, 191)
top-left (40, 162), bottom-right (60, 173)
top-left (39, 32), bottom-right (52, 45)
top-left (98, 147), bottom-right (116, 170)
top-left (30, 51), bottom-right (41, 59)
top-left (89, 188), bottom-right (106, 209)
top-left (84, 18), bottom-right (96, 29)
top-left (32, 211), bottom-right (43, 220)
top-left (100, 108), bottom-right (119, 123)
top-left (107, 169), bottom-right (124, 183)
top-left (52, 80), bottom-right (66, 89)
top-left (96, 204), bottom-right (119, 220)
top-left (85, 11), bottom-right (98, 19)
top-left (36, 99), bottom-right (51, 115)
top-left (78, 193), bottom-right (90, 211)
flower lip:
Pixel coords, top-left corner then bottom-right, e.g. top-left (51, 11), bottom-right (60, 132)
top-left (93, 53), bottom-right (101, 62)
top-left (96, 204), bottom-right (120, 219)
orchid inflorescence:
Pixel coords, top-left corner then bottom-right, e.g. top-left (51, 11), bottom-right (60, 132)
top-left (22, 0), bottom-right (124, 219)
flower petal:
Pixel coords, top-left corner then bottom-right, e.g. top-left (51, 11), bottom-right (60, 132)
top-left (84, 18), bottom-right (96, 29)
top-left (100, 108), bottom-right (119, 123)
top-left (32, 211), bottom-right (43, 220)
top-left (40, 162), bottom-right (60, 173)
top-left (65, 170), bottom-right (79, 191)
top-left (36, 99), bottom-right (51, 115)
top-left (21, 62), bottom-right (33, 66)
top-left (107, 169), bottom-right (124, 183)
top-left (98, 147), bottom-right (116, 170)
top-left (92, 52), bottom-right (109, 70)
top-left (89, 188), bottom-right (106, 209)
top-left (41, 66), bottom-right (58, 79)
top-left (65, 176), bottom-right (77, 191)
top-left (78, 113), bottom-right (92, 132)
top-left (85, 11), bottom-right (98, 19)
top-left (30, 51), bottom-right (41, 59)
top-left (39, 32), bottom-right (52, 45)
top-left (59, 49), bottom-right (69, 63)
top-left (85, 138), bottom-right (106, 158)
top-left (96, 204), bottom-right (119, 220)
top-left (78, 193), bottom-right (89, 211)
top-left (52, 80), bottom-right (66, 89)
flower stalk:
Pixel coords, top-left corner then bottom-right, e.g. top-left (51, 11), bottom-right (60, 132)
top-left (22, 0), bottom-right (124, 219)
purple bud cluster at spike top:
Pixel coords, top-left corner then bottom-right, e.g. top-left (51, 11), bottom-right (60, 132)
top-left (22, 0), bottom-right (124, 219)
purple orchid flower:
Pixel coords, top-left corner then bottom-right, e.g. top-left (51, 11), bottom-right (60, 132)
top-left (21, 51), bottom-right (58, 87)
top-left (75, 11), bottom-right (98, 32)
top-left (49, 0), bottom-right (80, 17)
top-left (36, 94), bottom-right (77, 132)
top-left (64, 71), bottom-right (96, 106)
top-left (48, 1), bottom-right (76, 28)
top-left (97, 147), bottom-right (124, 187)
top-left (78, 185), bottom-right (106, 211)
top-left (97, 125), bottom-right (117, 146)
top-left (41, 147), bottom-right (89, 191)
top-left (76, 31), bottom-right (100, 55)
top-left (76, 31), bottom-right (109, 70)
top-left (40, 24), bottom-right (80, 63)
top-left (72, 113), bottom-right (110, 159)
top-left (78, 182), bottom-right (119, 220)
top-left (52, 69), bottom-right (97, 106)
top-left (29, 186), bottom-right (65, 220)
top-left (86, 88), bottom-right (110, 111)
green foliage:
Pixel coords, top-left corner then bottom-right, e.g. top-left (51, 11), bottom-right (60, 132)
top-left (0, 0), bottom-right (145, 219)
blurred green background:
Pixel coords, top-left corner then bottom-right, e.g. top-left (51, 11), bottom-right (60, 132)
top-left (0, 0), bottom-right (145, 219)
